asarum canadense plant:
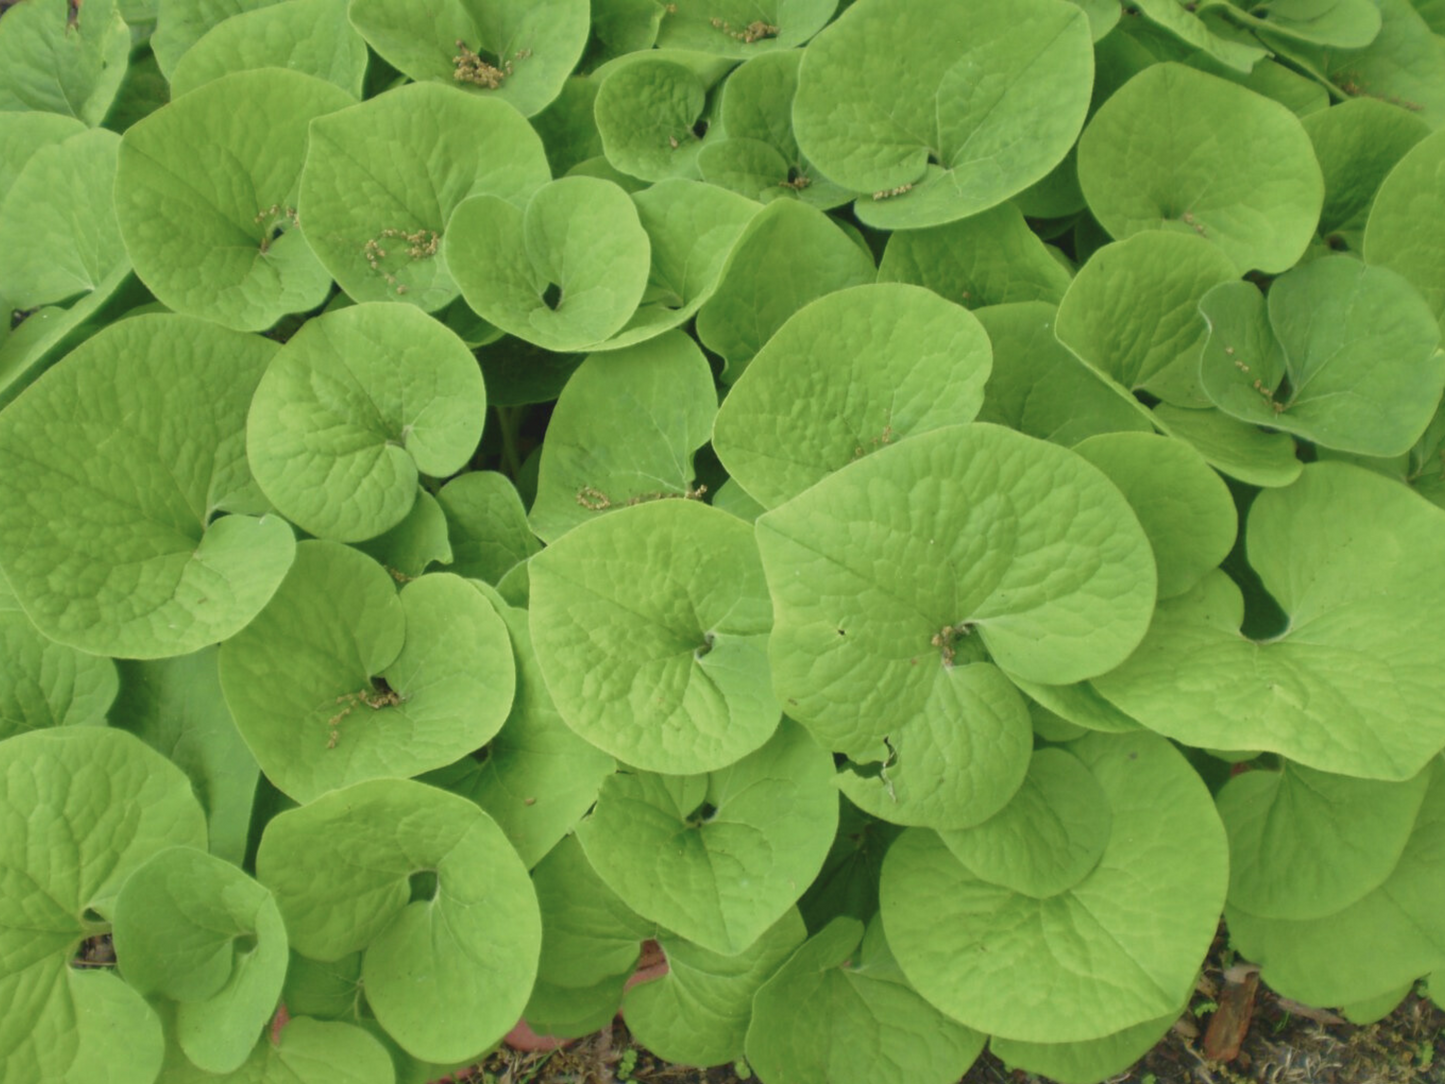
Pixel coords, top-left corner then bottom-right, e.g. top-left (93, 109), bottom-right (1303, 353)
top-left (1, 0), bottom-right (1445, 1082)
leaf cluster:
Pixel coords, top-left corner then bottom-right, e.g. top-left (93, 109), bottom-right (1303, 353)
top-left (2, 1), bottom-right (1445, 1083)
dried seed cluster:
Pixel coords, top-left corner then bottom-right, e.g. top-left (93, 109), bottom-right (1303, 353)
top-left (872, 183), bottom-right (914, 200)
top-left (1228, 347), bottom-right (1287, 414)
top-left (709, 17), bottom-right (780, 43)
top-left (362, 227), bottom-right (441, 296)
top-left (327, 685), bottom-right (403, 749)
top-left (575, 483), bottom-right (708, 511)
top-left (453, 42), bottom-right (532, 89)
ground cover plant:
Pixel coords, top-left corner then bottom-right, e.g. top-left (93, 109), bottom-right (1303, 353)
top-left (1, 1), bottom-right (1445, 1082)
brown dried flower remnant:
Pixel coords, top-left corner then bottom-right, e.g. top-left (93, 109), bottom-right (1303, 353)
top-left (363, 227), bottom-right (441, 296)
top-left (1230, 352), bottom-right (1286, 414)
top-left (575, 484), bottom-right (708, 511)
top-left (254, 203), bottom-right (299, 253)
top-left (709, 17), bottom-right (780, 43)
top-left (328, 683), bottom-right (403, 749)
top-left (872, 183), bottom-right (914, 200)
top-left (931, 623), bottom-right (972, 669)
top-left (453, 42), bottom-right (532, 89)
top-left (779, 173), bottom-right (812, 190)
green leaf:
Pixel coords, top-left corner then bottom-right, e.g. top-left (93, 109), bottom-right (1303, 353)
top-left (435, 472), bottom-right (539, 584)
top-left (793, 0), bottom-right (1094, 229)
top-left (833, 662), bottom-right (1032, 830)
top-left (0, 313), bottom-right (294, 659)
top-left (1127, 0), bottom-right (1270, 71)
top-left (529, 331), bottom-right (716, 543)
top-left (0, 111), bottom-right (87, 197)
top-left (655, 0), bottom-right (836, 55)
top-left (1094, 464), bottom-right (1445, 780)
top-left (280, 952), bottom-right (362, 1023)
top-left (1226, 757), bottom-right (1445, 1007)
top-left (990, 1011), bottom-right (1179, 1084)
top-left (1303, 97), bottom-right (1429, 237)
top-left (880, 732), bottom-right (1227, 1043)
top-left (114, 847), bottom-right (287, 1074)
top-left (246, 303), bottom-right (487, 542)
top-left (531, 76), bottom-right (603, 177)
top-left (110, 649), bottom-right (258, 866)
top-left (757, 424), bottom-right (1156, 759)
top-left (297, 83), bottom-right (550, 310)
top-left (1007, 678), bottom-right (1140, 735)
top-left (711, 480), bottom-right (766, 523)
top-left (115, 69), bottom-right (354, 332)
top-left (0, 609), bottom-right (117, 740)
top-left (1217, 760), bottom-right (1431, 920)
top-left (1198, 259), bottom-right (1444, 455)
top-left (1072, 432), bottom-right (1237, 599)
top-left (256, 778), bottom-right (540, 1063)
top-left (1220, 0), bottom-right (1382, 47)
top-left (714, 283), bottom-right (992, 510)
top-left (354, 489), bottom-right (453, 581)
top-left (624, 910), bottom-right (807, 1067)
top-left (1149, 402), bottom-right (1303, 488)
top-left (936, 747), bottom-right (1112, 899)
top-left (974, 302), bottom-right (1154, 447)
top-left (592, 53), bottom-right (724, 182)
top-left (0, 128), bottom-right (127, 309)
top-left (0, 727), bottom-right (206, 1083)
top-left (1365, 128), bottom-right (1445, 327)
top-left (592, 0), bottom-right (664, 59)
top-left (530, 499), bottom-right (779, 775)
top-left (744, 916), bottom-right (986, 1084)
top-left (796, 798), bottom-right (901, 932)
top-left (876, 203), bottom-right (1073, 310)
top-left (1054, 231), bottom-right (1242, 407)
top-left (1077, 63), bottom-right (1324, 274)
top-left (446, 176), bottom-right (652, 351)
top-left (1288, 0), bottom-right (1445, 130)
top-left (695, 198), bottom-right (876, 379)
top-left (695, 50), bottom-right (854, 209)
top-left (607, 177), bottom-right (761, 348)
top-left (575, 720), bottom-right (838, 955)
top-left (169, 0), bottom-right (369, 98)
top-left (0, 0), bottom-right (130, 125)
top-left (420, 584), bottom-right (614, 869)
top-left (220, 542), bottom-right (514, 804)
top-left (347, 0), bottom-right (589, 117)
top-left (155, 1016), bottom-right (395, 1084)
top-left (150, 0), bottom-right (282, 78)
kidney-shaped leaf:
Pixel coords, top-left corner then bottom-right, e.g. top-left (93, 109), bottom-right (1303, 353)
top-left (298, 83), bottom-right (550, 310)
top-left (0, 728), bottom-right (206, 1083)
top-left (575, 720), bottom-right (838, 955)
top-left (169, 0), bottom-right (369, 98)
top-left (1365, 128), bottom-right (1445, 327)
top-left (0, 0), bottom-right (130, 125)
top-left (0, 609), bottom-right (117, 741)
top-left (256, 777), bottom-right (540, 1063)
top-left (881, 732), bottom-right (1227, 1043)
top-left (446, 176), bottom-right (651, 352)
top-left (246, 303), bottom-right (487, 542)
top-left (623, 909), bottom-right (807, 1068)
top-left (756, 424), bottom-right (1157, 759)
top-left (220, 543), bottom-right (514, 804)
top-left (116, 69), bottom-right (354, 332)
top-left (1078, 63), bottom-right (1323, 274)
top-left (530, 499), bottom-right (780, 774)
top-left (0, 128), bottom-right (127, 310)
top-left (793, 0), bottom-right (1092, 229)
top-left (1198, 259), bottom-right (1444, 456)
top-left (114, 847), bottom-right (287, 1074)
top-left (529, 331), bottom-right (716, 543)
top-left (0, 314), bottom-right (295, 659)
top-left (347, 0), bottom-right (589, 117)
top-left (1216, 761), bottom-right (1431, 921)
top-left (714, 283), bottom-right (992, 510)
top-left (1095, 463), bottom-right (1445, 781)
top-left (936, 746), bottom-right (1112, 900)
top-left (744, 916), bottom-right (986, 1084)
top-left (154, 1015), bottom-right (395, 1084)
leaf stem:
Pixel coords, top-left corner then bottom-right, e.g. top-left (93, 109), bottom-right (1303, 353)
top-left (495, 405), bottom-right (523, 480)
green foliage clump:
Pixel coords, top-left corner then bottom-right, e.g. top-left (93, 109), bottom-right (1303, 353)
top-left (1, 1), bottom-right (1444, 1082)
